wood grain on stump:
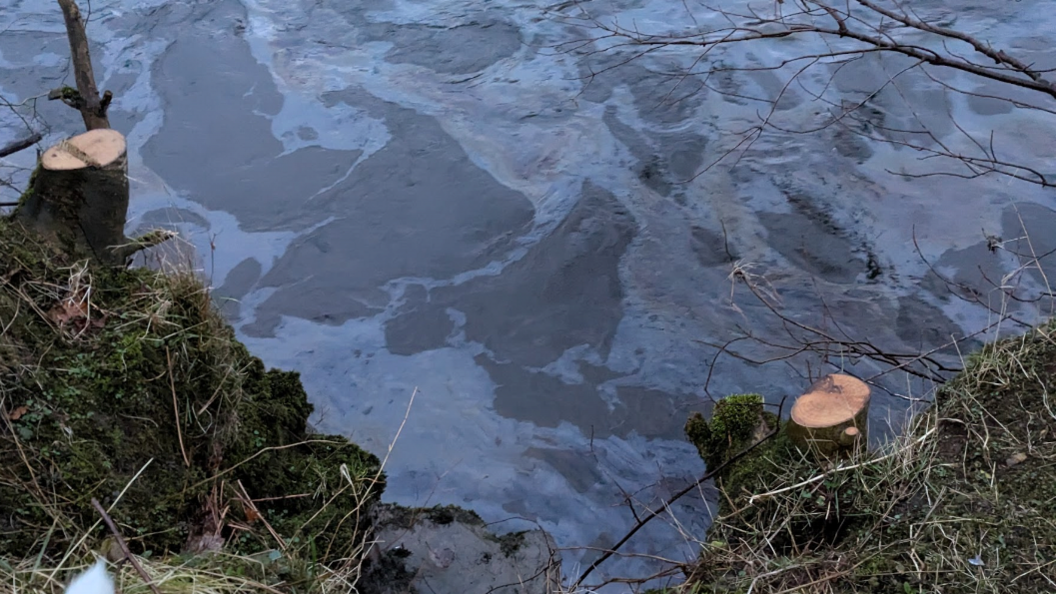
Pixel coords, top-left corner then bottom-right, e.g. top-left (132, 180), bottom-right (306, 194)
top-left (787, 373), bottom-right (870, 457)
top-left (17, 129), bottom-right (129, 265)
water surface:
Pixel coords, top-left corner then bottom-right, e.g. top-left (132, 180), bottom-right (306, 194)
top-left (2, 0), bottom-right (1056, 586)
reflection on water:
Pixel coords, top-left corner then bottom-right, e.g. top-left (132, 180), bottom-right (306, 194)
top-left (2, 0), bottom-right (1055, 585)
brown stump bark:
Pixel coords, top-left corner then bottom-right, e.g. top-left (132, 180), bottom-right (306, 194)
top-left (787, 373), bottom-right (870, 458)
top-left (17, 129), bottom-right (130, 265)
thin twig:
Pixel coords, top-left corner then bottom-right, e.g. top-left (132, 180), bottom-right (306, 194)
top-left (189, 439), bottom-right (347, 491)
top-left (573, 395), bottom-right (789, 588)
top-left (165, 347), bottom-right (190, 467)
top-left (90, 498), bottom-right (162, 594)
top-left (49, 459), bottom-right (154, 580)
top-left (235, 480), bottom-right (287, 550)
top-left (0, 132), bottom-right (42, 158)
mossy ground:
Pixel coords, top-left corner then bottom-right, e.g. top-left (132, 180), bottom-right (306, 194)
top-left (0, 218), bottom-right (383, 591)
top-left (681, 323), bottom-right (1056, 593)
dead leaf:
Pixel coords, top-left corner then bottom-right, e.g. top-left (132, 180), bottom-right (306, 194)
top-left (245, 508), bottom-right (261, 524)
top-left (7, 406), bottom-right (28, 421)
top-left (48, 295), bottom-right (88, 326)
top-left (46, 288), bottom-right (107, 333)
top-left (1006, 452), bottom-right (1028, 467)
top-left (101, 536), bottom-right (124, 564)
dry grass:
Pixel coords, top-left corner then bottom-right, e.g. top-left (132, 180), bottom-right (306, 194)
top-left (1, 554), bottom-right (284, 594)
top-left (0, 540), bottom-right (386, 594)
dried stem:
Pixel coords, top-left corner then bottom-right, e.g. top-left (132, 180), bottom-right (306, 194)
top-left (90, 497), bottom-right (162, 594)
top-left (165, 347), bottom-right (190, 468)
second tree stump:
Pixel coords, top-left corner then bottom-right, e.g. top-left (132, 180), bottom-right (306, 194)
top-left (787, 373), bottom-right (870, 457)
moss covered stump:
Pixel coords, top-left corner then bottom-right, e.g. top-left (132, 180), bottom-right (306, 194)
top-left (685, 394), bottom-right (772, 470)
top-left (684, 394), bottom-right (790, 508)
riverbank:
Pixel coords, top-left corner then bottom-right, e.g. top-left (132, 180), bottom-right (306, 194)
top-left (0, 217), bottom-right (555, 594)
top-left (2, 147), bottom-right (1052, 594)
top-left (682, 322), bottom-right (1056, 592)
top-left (3, 197), bottom-right (1055, 593)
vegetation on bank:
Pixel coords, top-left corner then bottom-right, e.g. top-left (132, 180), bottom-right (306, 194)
top-left (681, 324), bottom-right (1056, 593)
top-left (0, 217), bottom-right (384, 592)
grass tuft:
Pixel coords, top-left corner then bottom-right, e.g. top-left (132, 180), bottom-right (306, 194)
top-left (682, 320), bottom-right (1056, 593)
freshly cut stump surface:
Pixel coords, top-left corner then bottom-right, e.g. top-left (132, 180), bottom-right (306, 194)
top-left (41, 128), bottom-right (125, 170)
top-left (788, 373), bottom-right (870, 457)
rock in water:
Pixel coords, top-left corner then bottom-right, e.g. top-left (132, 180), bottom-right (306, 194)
top-left (360, 504), bottom-right (560, 594)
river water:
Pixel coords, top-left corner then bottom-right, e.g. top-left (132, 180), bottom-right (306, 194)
top-left (2, 0), bottom-right (1055, 587)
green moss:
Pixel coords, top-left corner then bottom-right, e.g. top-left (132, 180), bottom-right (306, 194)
top-left (684, 394), bottom-right (792, 523)
top-left (0, 218), bottom-right (382, 564)
top-left (685, 393), bottom-right (767, 470)
top-left (13, 164), bottom-right (40, 212)
top-left (716, 430), bottom-right (794, 504)
top-left (380, 504), bottom-right (485, 530)
top-left (497, 531), bottom-right (527, 558)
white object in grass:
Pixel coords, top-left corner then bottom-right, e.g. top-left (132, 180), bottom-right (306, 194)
top-left (65, 559), bottom-right (115, 594)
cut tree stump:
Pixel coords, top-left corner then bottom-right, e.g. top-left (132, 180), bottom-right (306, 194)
top-left (786, 373), bottom-right (870, 458)
top-left (17, 129), bottom-right (130, 265)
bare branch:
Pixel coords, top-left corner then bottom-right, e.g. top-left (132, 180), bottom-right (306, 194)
top-left (55, 0), bottom-right (111, 130)
top-left (90, 498), bottom-right (163, 594)
top-left (563, 0), bottom-right (1056, 187)
top-left (0, 132), bottom-right (42, 159)
top-left (587, 3), bottom-right (1056, 100)
top-left (572, 395), bottom-right (789, 589)
top-left (856, 0), bottom-right (1055, 94)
